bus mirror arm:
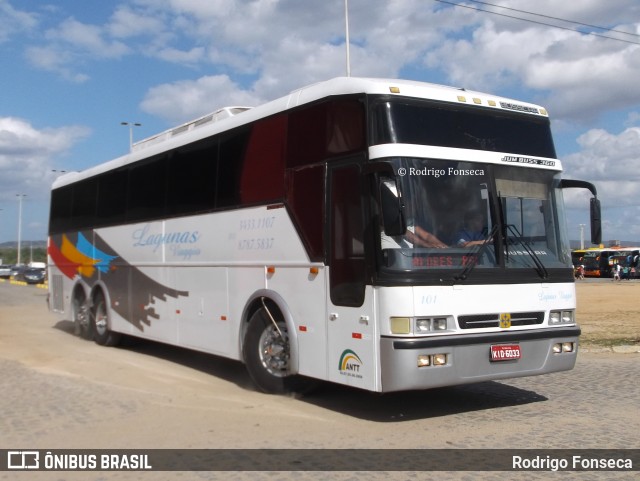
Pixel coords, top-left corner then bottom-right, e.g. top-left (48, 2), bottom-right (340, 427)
top-left (560, 179), bottom-right (602, 245)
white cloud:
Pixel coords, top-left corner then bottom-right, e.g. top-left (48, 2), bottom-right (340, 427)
top-left (46, 17), bottom-right (130, 58)
top-left (25, 45), bottom-right (90, 83)
top-left (562, 126), bottom-right (640, 213)
top-left (140, 75), bottom-right (263, 123)
top-left (107, 5), bottom-right (165, 38)
top-left (0, 0), bottom-right (36, 42)
top-left (423, 1), bottom-right (640, 122)
top-left (0, 117), bottom-right (90, 202)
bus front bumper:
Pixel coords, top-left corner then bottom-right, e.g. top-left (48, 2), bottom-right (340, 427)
top-left (379, 326), bottom-right (580, 393)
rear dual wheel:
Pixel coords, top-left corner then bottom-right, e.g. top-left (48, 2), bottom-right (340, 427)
top-left (91, 291), bottom-right (122, 347)
top-left (71, 291), bottom-right (92, 339)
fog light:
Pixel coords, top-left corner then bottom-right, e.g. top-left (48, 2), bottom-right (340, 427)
top-left (433, 353), bottom-right (447, 366)
top-left (553, 343), bottom-right (562, 353)
top-left (433, 317), bottom-right (447, 330)
top-left (415, 318), bottom-right (431, 333)
top-left (562, 342), bottom-right (574, 352)
top-left (417, 355), bottom-right (431, 367)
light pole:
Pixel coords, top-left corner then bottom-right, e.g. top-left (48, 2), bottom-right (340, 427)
top-left (344, 0), bottom-right (351, 77)
top-left (16, 194), bottom-right (26, 266)
top-left (579, 224), bottom-right (585, 250)
top-left (121, 121), bottom-right (142, 152)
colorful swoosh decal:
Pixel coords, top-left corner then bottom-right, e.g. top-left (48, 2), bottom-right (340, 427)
top-left (49, 231), bottom-right (189, 331)
top-left (75, 232), bottom-right (118, 273)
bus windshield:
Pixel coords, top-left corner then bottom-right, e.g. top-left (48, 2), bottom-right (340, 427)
top-left (378, 158), bottom-right (572, 280)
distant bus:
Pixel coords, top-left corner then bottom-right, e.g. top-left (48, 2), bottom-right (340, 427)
top-left (572, 248), bottom-right (606, 277)
top-left (573, 247), bottom-right (640, 278)
top-left (608, 248), bottom-right (640, 279)
top-left (48, 77), bottom-right (600, 394)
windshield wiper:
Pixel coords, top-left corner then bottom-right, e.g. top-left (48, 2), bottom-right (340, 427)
top-left (505, 224), bottom-right (548, 279)
top-left (453, 224), bottom-right (499, 283)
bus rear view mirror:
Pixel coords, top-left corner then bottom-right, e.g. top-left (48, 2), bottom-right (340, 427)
top-left (560, 178), bottom-right (601, 246)
top-left (590, 197), bottom-right (602, 245)
top-left (379, 177), bottom-right (406, 237)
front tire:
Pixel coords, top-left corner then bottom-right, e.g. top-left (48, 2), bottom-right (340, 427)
top-left (243, 308), bottom-right (292, 394)
top-left (91, 291), bottom-right (122, 347)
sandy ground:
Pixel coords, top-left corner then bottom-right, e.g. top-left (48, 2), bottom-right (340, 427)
top-left (575, 281), bottom-right (640, 347)
top-left (0, 281), bottom-right (638, 480)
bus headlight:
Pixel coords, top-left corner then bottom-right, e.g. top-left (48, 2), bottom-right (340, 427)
top-left (390, 316), bottom-right (453, 335)
top-left (433, 317), bottom-right (448, 330)
top-left (549, 310), bottom-right (575, 325)
top-left (415, 318), bottom-right (431, 333)
top-left (562, 310), bottom-right (574, 323)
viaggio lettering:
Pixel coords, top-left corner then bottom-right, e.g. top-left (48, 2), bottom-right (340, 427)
top-left (133, 224), bottom-right (200, 252)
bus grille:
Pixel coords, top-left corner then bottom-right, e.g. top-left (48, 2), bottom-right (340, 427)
top-left (458, 311), bottom-right (545, 329)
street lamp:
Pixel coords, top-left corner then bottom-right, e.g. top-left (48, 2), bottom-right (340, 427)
top-left (121, 121), bottom-right (142, 152)
top-left (16, 194), bottom-right (26, 266)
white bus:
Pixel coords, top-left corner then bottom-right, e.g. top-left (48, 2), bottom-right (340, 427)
top-left (47, 77), bottom-right (601, 394)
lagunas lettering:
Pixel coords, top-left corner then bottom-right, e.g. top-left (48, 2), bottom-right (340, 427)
top-left (133, 224), bottom-right (200, 252)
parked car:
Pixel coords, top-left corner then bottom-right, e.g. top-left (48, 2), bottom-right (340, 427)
top-left (0, 265), bottom-right (11, 278)
top-left (22, 267), bottom-right (46, 284)
top-left (10, 265), bottom-right (26, 278)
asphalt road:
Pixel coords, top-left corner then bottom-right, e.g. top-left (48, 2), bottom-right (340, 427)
top-left (0, 281), bottom-right (638, 481)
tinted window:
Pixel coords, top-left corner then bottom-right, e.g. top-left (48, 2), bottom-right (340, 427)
top-left (127, 155), bottom-right (167, 222)
top-left (286, 165), bottom-right (325, 261)
top-left (97, 168), bottom-right (128, 226)
top-left (217, 128), bottom-right (250, 207)
top-left (240, 115), bottom-right (286, 204)
top-left (287, 97), bottom-right (366, 168)
top-left (49, 186), bottom-right (73, 234)
top-left (71, 177), bottom-right (98, 229)
top-left (166, 137), bottom-right (218, 216)
top-left (371, 99), bottom-right (556, 158)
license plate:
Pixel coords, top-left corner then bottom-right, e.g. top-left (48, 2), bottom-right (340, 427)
top-left (490, 344), bottom-right (521, 362)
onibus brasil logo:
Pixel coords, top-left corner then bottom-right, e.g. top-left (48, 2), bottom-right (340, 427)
top-left (338, 349), bottom-right (363, 379)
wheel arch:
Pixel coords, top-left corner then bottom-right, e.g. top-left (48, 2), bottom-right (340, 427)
top-left (88, 281), bottom-right (110, 312)
top-left (240, 289), bottom-right (300, 375)
top-left (70, 279), bottom-right (90, 305)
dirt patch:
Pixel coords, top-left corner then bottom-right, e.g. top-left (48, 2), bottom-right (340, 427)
top-left (576, 281), bottom-right (640, 347)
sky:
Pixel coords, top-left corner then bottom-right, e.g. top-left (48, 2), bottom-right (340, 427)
top-left (1, 0), bottom-right (639, 246)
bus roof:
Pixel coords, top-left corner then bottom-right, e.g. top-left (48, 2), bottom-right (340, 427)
top-left (52, 76), bottom-right (551, 189)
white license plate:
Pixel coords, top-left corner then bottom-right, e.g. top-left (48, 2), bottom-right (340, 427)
top-left (490, 344), bottom-right (521, 362)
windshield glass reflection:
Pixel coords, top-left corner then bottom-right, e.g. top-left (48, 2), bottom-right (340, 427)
top-left (379, 158), bottom-right (571, 277)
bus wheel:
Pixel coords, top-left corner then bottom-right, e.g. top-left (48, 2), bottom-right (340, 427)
top-left (91, 291), bottom-right (122, 347)
top-left (243, 307), bottom-right (297, 394)
top-left (71, 291), bottom-right (91, 339)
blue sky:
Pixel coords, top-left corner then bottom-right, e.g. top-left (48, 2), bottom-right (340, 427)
top-left (1, 0), bottom-right (639, 245)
